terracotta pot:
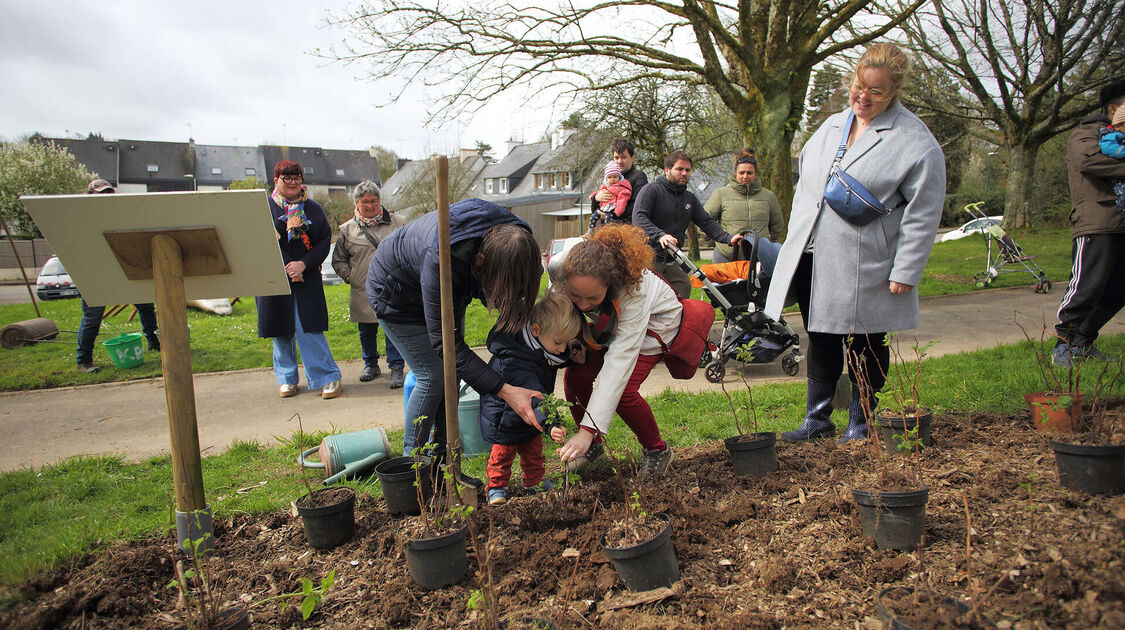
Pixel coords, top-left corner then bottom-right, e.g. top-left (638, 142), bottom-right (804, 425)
top-left (1024, 392), bottom-right (1083, 434)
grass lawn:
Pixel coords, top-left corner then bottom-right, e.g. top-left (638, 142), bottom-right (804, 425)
top-left (1, 331), bottom-right (1121, 605)
top-left (0, 228), bottom-right (1072, 391)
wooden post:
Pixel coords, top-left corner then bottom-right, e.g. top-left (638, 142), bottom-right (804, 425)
top-left (151, 234), bottom-right (206, 513)
top-left (434, 156), bottom-right (462, 506)
top-left (0, 213), bottom-right (41, 318)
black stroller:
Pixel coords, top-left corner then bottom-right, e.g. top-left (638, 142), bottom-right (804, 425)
top-left (665, 231), bottom-right (803, 383)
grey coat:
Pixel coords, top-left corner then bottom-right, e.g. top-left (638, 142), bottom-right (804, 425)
top-left (333, 211), bottom-right (406, 323)
top-left (764, 102), bottom-right (946, 334)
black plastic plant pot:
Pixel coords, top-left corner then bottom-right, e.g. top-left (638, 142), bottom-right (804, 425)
top-left (296, 487), bottom-right (356, 550)
top-left (600, 513), bottom-right (680, 591)
top-left (215, 607), bottom-right (251, 630)
top-left (876, 586), bottom-right (996, 629)
top-left (876, 409), bottom-right (933, 455)
top-left (405, 523), bottom-right (468, 590)
top-left (851, 487), bottom-right (928, 551)
top-left (1050, 440), bottom-right (1125, 496)
top-left (724, 432), bottom-right (778, 478)
top-left (376, 455), bottom-right (433, 516)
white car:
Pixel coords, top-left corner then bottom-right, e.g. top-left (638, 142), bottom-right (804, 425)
top-left (321, 244), bottom-right (344, 285)
top-left (941, 215), bottom-right (1003, 242)
top-left (35, 256), bottom-right (79, 300)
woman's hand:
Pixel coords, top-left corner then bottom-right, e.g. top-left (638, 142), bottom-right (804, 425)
top-left (285, 260), bottom-right (307, 283)
top-left (557, 429), bottom-right (595, 463)
top-left (498, 383), bottom-right (544, 431)
top-left (888, 281), bottom-right (914, 294)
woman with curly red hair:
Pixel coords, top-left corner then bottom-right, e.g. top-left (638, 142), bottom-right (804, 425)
top-left (552, 223), bottom-right (682, 475)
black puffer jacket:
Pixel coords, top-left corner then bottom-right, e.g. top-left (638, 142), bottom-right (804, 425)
top-left (366, 198), bottom-right (533, 395)
top-left (632, 176), bottom-right (734, 260)
top-left (478, 327), bottom-right (566, 445)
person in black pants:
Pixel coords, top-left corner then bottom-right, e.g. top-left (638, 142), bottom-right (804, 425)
top-left (75, 179), bottom-right (159, 373)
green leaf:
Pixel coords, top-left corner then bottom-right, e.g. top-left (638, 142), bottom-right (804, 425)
top-left (301, 596), bottom-right (316, 620)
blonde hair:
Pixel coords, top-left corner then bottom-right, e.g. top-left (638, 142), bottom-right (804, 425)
top-left (853, 43), bottom-right (912, 97)
top-left (531, 286), bottom-right (582, 341)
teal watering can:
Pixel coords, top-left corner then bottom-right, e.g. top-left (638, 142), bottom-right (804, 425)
top-left (299, 427), bottom-right (391, 486)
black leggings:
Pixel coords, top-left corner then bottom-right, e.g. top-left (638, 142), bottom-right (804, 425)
top-left (792, 252), bottom-right (889, 392)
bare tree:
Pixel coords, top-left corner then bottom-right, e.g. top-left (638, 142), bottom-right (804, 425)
top-left (392, 156), bottom-right (486, 220)
top-left (904, 0), bottom-right (1125, 227)
top-left (326, 0), bottom-right (925, 219)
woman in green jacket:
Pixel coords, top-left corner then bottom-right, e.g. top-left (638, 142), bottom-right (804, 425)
top-left (705, 149), bottom-right (785, 262)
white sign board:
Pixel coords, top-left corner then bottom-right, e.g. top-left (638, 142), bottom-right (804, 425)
top-left (22, 190), bottom-right (289, 306)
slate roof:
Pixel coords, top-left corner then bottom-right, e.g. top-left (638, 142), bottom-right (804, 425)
top-left (495, 192), bottom-right (580, 208)
top-left (321, 149), bottom-right (382, 187)
top-left (42, 138), bottom-right (120, 184)
top-left (481, 142), bottom-right (548, 180)
top-left (117, 139), bottom-right (194, 185)
top-left (194, 144), bottom-right (266, 186)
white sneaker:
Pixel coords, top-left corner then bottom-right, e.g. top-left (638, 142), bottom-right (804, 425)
top-left (278, 384), bottom-right (297, 398)
top-left (321, 379), bottom-right (342, 399)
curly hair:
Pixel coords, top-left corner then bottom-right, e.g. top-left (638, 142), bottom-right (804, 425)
top-left (560, 223), bottom-right (653, 296)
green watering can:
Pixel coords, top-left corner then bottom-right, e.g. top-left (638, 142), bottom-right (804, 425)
top-left (299, 427), bottom-right (391, 486)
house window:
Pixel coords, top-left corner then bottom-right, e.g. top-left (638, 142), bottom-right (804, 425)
top-left (335, 169), bottom-right (345, 177)
top-left (548, 173), bottom-right (556, 189)
top-left (146, 164), bottom-right (159, 173)
top-left (500, 179), bottom-right (508, 194)
top-left (561, 172), bottom-right (570, 188)
top-left (245, 168), bottom-right (256, 176)
top-left (486, 180), bottom-right (494, 194)
top-left (305, 167), bottom-right (315, 175)
top-left (211, 167), bottom-right (222, 175)
top-left (534, 174), bottom-right (542, 189)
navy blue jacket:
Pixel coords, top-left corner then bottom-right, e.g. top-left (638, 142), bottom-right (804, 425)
top-left (366, 198), bottom-right (533, 395)
top-left (257, 196), bottom-right (331, 337)
top-left (478, 327), bottom-right (565, 445)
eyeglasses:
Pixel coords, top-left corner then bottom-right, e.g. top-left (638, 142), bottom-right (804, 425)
top-left (279, 175), bottom-right (303, 184)
top-left (850, 82), bottom-right (893, 101)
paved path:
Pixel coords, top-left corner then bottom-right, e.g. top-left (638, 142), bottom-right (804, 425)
top-left (2, 286), bottom-right (1122, 472)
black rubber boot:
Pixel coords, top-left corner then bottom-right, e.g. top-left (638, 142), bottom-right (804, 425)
top-left (781, 378), bottom-right (836, 441)
top-left (838, 384), bottom-right (875, 443)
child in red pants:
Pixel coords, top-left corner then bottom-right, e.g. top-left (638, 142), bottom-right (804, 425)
top-left (478, 288), bottom-right (583, 505)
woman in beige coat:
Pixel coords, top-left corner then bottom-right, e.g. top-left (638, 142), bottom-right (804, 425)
top-left (332, 180), bottom-right (407, 387)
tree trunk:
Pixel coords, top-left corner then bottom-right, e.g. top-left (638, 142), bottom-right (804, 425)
top-left (1004, 144), bottom-right (1039, 228)
top-left (742, 82), bottom-right (804, 240)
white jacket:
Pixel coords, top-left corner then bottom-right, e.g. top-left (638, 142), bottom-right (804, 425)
top-left (581, 270), bottom-right (682, 434)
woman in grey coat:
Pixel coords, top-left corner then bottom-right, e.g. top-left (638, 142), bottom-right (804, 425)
top-left (764, 43), bottom-right (946, 443)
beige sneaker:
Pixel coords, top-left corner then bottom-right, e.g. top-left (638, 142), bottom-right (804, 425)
top-left (321, 379), bottom-right (342, 399)
top-left (278, 384), bottom-right (297, 398)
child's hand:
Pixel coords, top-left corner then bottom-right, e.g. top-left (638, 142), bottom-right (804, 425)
top-left (550, 425), bottom-right (568, 444)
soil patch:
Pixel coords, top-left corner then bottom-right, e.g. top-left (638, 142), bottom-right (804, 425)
top-left (3, 411), bottom-right (1124, 628)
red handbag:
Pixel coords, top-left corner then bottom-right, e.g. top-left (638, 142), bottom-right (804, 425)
top-left (646, 298), bottom-right (716, 379)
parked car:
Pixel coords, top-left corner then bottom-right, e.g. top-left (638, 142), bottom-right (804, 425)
top-left (545, 237), bottom-right (583, 268)
top-left (941, 215), bottom-right (1003, 242)
top-left (321, 244), bottom-right (344, 285)
top-left (35, 256), bottom-right (79, 300)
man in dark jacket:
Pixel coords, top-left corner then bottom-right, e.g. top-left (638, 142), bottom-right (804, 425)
top-left (590, 138), bottom-right (648, 226)
top-left (633, 150), bottom-right (743, 298)
top-left (1054, 79), bottom-right (1125, 367)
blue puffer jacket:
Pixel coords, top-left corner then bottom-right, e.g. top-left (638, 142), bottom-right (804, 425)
top-left (366, 198), bottom-right (533, 395)
top-left (478, 327), bottom-right (564, 445)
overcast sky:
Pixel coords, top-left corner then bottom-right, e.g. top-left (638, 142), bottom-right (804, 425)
top-left (0, 1), bottom-right (554, 160)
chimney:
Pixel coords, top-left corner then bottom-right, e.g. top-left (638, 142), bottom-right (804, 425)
top-left (505, 140), bottom-right (521, 156)
top-left (459, 148), bottom-right (478, 163)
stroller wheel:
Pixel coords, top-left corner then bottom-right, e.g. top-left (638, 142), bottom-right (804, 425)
top-left (698, 350), bottom-right (713, 369)
top-left (782, 355), bottom-right (800, 377)
top-left (705, 360), bottom-right (725, 383)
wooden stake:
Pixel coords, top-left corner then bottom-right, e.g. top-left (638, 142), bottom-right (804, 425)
top-left (151, 234), bottom-right (205, 512)
top-left (434, 155), bottom-right (462, 506)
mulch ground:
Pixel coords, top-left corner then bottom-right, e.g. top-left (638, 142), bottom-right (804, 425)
top-left (3, 410), bottom-right (1123, 629)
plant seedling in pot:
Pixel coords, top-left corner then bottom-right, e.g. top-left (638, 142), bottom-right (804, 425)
top-left (1017, 320), bottom-right (1084, 433)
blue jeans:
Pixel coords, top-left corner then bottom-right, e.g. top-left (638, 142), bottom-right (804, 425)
top-left (378, 317), bottom-right (446, 455)
top-left (358, 321), bottom-right (404, 369)
top-left (272, 302), bottom-right (341, 389)
top-left (76, 298), bottom-right (158, 365)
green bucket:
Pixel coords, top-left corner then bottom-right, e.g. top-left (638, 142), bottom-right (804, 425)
top-left (103, 332), bottom-right (145, 369)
